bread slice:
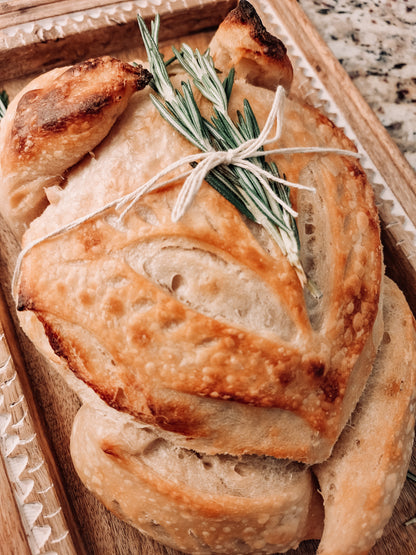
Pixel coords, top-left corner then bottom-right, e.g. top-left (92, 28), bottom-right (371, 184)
top-left (313, 277), bottom-right (416, 555)
top-left (70, 401), bottom-right (323, 554)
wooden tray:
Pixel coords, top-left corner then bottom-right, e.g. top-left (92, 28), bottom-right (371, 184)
top-left (1, 1), bottom-right (415, 553)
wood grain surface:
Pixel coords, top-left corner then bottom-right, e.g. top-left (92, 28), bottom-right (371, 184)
top-left (0, 453), bottom-right (30, 555)
top-left (0, 1), bottom-right (415, 554)
top-left (0, 282), bottom-right (86, 554)
top-left (0, 0), bottom-right (135, 25)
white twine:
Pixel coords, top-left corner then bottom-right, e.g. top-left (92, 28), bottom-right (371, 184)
top-left (12, 85), bottom-right (360, 295)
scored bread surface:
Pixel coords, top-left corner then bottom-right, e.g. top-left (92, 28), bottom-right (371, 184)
top-left (13, 31), bottom-right (382, 464)
top-left (68, 277), bottom-right (415, 554)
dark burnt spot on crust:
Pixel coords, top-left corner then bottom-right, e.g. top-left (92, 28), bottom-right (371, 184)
top-left (67, 57), bottom-right (152, 91)
top-left (101, 443), bottom-right (122, 460)
top-left (134, 66), bottom-right (153, 90)
top-left (320, 375), bottom-right (340, 403)
top-left (37, 90), bottom-right (113, 133)
top-left (230, 0), bottom-right (288, 59)
top-left (349, 162), bottom-right (366, 180)
top-left (307, 361), bottom-right (326, 378)
top-left (17, 292), bottom-right (35, 312)
top-left (279, 370), bottom-right (294, 386)
top-left (13, 88), bottom-right (110, 145)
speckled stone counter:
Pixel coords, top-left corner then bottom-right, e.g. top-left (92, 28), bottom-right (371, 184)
top-left (298, 0), bottom-right (416, 171)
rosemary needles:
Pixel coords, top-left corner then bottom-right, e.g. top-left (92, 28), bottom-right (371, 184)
top-left (137, 14), bottom-right (309, 288)
top-left (0, 90), bottom-right (8, 119)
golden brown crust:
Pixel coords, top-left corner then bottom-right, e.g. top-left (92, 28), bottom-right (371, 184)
top-left (209, 0), bottom-right (293, 91)
top-left (10, 58), bottom-right (149, 155)
top-left (9, 9), bottom-right (382, 462)
top-left (227, 0), bottom-right (288, 61)
top-left (1, 3), bottom-right (414, 553)
top-left (67, 277), bottom-right (415, 555)
top-left (314, 278), bottom-right (416, 554)
top-left (0, 56), bottom-right (151, 240)
top-left (4, 10), bottom-right (382, 465)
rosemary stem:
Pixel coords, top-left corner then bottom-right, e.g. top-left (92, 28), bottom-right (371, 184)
top-left (137, 13), bottom-right (309, 289)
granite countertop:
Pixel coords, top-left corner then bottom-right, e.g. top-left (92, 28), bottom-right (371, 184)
top-left (298, 0), bottom-right (416, 172)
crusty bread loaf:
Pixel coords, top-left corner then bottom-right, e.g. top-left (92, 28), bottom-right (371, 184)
top-left (12, 13), bottom-right (382, 464)
top-left (0, 1), bottom-right (414, 554)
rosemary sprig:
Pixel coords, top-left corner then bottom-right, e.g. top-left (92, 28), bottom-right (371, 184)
top-left (171, 38), bottom-right (299, 237)
top-left (0, 90), bottom-right (9, 119)
top-left (408, 470), bottom-right (416, 484)
top-left (137, 14), bottom-right (307, 286)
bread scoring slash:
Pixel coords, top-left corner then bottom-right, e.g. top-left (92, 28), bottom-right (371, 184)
top-left (0, 1), bottom-right (415, 554)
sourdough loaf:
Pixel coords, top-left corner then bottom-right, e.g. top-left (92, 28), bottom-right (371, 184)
top-left (8, 9), bottom-right (382, 464)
